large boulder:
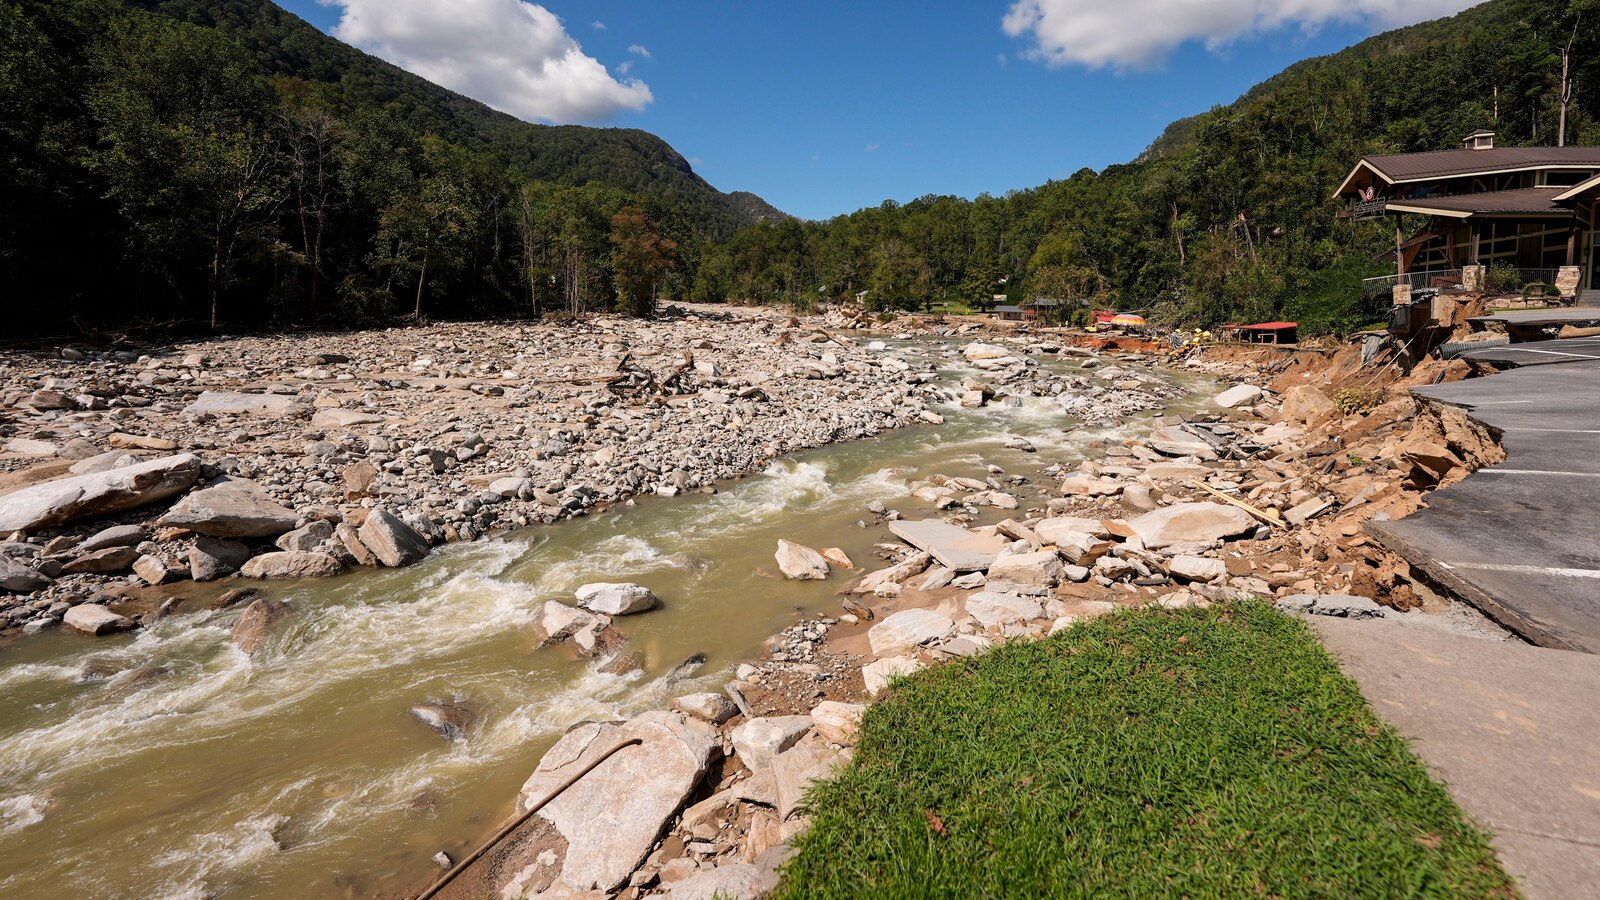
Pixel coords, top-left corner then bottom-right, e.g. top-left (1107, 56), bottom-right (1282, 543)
top-left (157, 477), bottom-right (297, 538)
top-left (357, 509), bottom-right (429, 567)
top-left (78, 524), bottom-right (146, 553)
top-left (965, 591), bottom-right (1045, 629)
top-left (1214, 384), bottom-right (1264, 409)
top-left (730, 715), bottom-right (813, 769)
top-left (772, 742), bottom-right (847, 821)
top-left (867, 608), bottom-right (954, 657)
top-left (1127, 502), bottom-right (1256, 549)
top-left (574, 582), bottom-right (657, 616)
top-left (240, 551), bottom-right (343, 579)
top-left (0, 558), bottom-right (50, 593)
top-left (0, 453), bottom-right (200, 533)
top-left (862, 656), bottom-right (923, 696)
top-left (986, 550), bottom-right (1064, 587)
top-left (189, 536), bottom-right (251, 581)
top-left (231, 597), bottom-right (289, 653)
top-left (962, 342), bottom-right (1010, 361)
top-left (1281, 385), bottom-right (1337, 423)
top-left (809, 701), bottom-right (866, 746)
top-left (63, 604), bottom-right (135, 635)
top-left (519, 711), bottom-right (719, 894)
top-left (63, 546), bottom-right (139, 575)
top-left (774, 540), bottom-right (829, 580)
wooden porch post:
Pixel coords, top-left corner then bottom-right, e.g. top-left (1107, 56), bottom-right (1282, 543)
top-left (1470, 221), bottom-right (1481, 265)
top-left (1395, 215), bottom-right (1406, 276)
top-left (1568, 226), bottom-right (1579, 266)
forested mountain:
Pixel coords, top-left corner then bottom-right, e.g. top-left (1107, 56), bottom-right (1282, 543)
top-left (1, 0), bottom-right (778, 335)
top-left (706, 0), bottom-right (1598, 333)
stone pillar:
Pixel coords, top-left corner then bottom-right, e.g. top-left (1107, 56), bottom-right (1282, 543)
top-left (1461, 265), bottom-right (1486, 292)
top-left (1392, 283), bottom-right (1413, 307)
top-left (1556, 265), bottom-right (1582, 298)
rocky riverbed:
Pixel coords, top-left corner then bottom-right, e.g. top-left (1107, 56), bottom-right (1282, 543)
top-left (0, 308), bottom-right (1183, 642)
top-left (442, 336), bottom-right (1515, 900)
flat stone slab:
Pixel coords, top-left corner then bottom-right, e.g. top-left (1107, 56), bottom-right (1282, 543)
top-left (1314, 616), bottom-right (1600, 899)
top-left (183, 390), bottom-right (298, 417)
top-left (888, 519), bottom-right (1006, 572)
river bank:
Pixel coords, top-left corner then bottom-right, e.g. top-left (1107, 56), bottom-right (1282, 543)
top-left (432, 329), bottom-right (1518, 899)
top-left (0, 312), bottom-right (1514, 898)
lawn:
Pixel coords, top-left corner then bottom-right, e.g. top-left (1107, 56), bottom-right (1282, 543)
top-left (778, 602), bottom-right (1514, 899)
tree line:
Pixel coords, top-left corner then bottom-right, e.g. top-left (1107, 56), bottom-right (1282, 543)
top-left (3, 0), bottom-right (1595, 338)
top-left (4, 0), bottom-right (686, 336)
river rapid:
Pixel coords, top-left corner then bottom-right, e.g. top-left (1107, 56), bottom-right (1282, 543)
top-left (0, 338), bottom-right (1212, 899)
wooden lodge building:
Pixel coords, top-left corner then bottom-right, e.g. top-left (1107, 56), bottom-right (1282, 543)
top-left (1335, 131), bottom-right (1600, 311)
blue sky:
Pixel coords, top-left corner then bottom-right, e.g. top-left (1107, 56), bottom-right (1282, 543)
top-left (275, 1), bottom-right (1478, 220)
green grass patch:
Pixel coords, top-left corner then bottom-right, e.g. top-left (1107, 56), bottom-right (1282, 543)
top-left (778, 602), bottom-right (1513, 899)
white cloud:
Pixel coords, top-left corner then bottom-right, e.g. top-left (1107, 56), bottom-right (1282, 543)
top-left (324, 0), bottom-right (652, 123)
top-left (628, 44), bottom-right (651, 59)
top-left (591, 20), bottom-right (605, 30)
top-left (1001, 0), bottom-right (1479, 70)
top-left (866, 143), bottom-right (880, 153)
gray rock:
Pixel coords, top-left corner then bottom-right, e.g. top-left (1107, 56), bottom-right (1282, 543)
top-left (986, 550), bottom-right (1064, 587)
top-left (1214, 384), bottom-right (1264, 408)
top-left (965, 591), bottom-right (1045, 629)
top-left (867, 608), bottom-right (954, 657)
top-left (409, 703), bottom-right (472, 741)
top-left (888, 519), bottom-right (1006, 572)
top-left (520, 710), bottom-right (719, 893)
top-left (670, 692), bottom-right (739, 725)
top-left (183, 391), bottom-right (297, 417)
top-left (63, 546), bottom-right (139, 574)
top-left (357, 509), bottom-right (430, 567)
top-left (189, 536), bottom-right (251, 581)
top-left (772, 742), bottom-right (846, 821)
top-left (730, 716), bottom-right (814, 769)
top-left (64, 605), bottom-right (135, 636)
top-left (1127, 502), bottom-right (1256, 549)
top-left (1281, 593), bottom-right (1387, 619)
top-left (78, 524), bottom-right (146, 553)
top-left (275, 520), bottom-right (334, 552)
top-left (574, 582), bottom-right (657, 616)
top-left (132, 554), bottom-right (175, 585)
top-left (0, 558), bottom-right (51, 593)
top-left (0, 453), bottom-right (201, 533)
top-left (240, 551), bottom-right (343, 579)
top-left (774, 539), bottom-right (829, 580)
top-left (664, 862), bottom-right (774, 900)
top-left (158, 477), bottom-right (298, 538)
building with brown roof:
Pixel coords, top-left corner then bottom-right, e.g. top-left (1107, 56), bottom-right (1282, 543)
top-left (1334, 132), bottom-right (1600, 310)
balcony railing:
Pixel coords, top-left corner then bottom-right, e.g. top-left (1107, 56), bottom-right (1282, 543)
top-left (1362, 267), bottom-right (1566, 301)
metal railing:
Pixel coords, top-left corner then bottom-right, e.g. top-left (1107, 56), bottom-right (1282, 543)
top-left (1361, 269), bottom-right (1462, 301)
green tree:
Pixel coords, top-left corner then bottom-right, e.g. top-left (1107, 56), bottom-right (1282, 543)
top-left (610, 205), bottom-right (677, 316)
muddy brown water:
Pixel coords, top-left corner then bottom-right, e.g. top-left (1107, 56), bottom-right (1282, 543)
top-left (0, 340), bottom-right (1212, 899)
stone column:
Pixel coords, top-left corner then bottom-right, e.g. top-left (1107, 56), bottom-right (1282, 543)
top-left (1392, 283), bottom-right (1413, 307)
top-left (1461, 265), bottom-right (1487, 292)
top-left (1556, 266), bottom-right (1582, 298)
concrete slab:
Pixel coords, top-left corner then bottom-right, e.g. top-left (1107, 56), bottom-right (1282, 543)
top-left (887, 519), bottom-right (1006, 572)
top-left (1369, 360), bottom-right (1600, 652)
top-left (1312, 617), bottom-right (1600, 900)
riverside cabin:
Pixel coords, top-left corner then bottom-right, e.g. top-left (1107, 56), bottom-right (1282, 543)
top-left (1335, 132), bottom-right (1600, 331)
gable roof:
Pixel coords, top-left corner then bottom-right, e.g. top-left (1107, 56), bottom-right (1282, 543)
top-left (1334, 146), bottom-right (1600, 197)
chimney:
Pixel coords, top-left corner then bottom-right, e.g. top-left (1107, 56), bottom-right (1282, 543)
top-left (1463, 130), bottom-right (1496, 150)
